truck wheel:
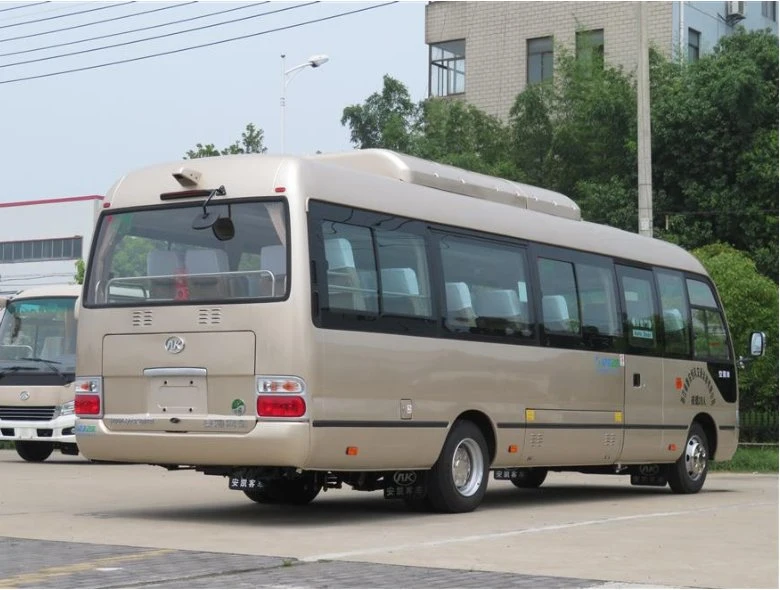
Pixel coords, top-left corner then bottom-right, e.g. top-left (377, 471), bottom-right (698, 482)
top-left (510, 468), bottom-right (548, 489)
top-left (426, 420), bottom-right (489, 513)
top-left (15, 441), bottom-right (54, 462)
top-left (667, 423), bottom-right (709, 494)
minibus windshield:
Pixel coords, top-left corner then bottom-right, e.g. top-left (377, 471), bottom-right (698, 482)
top-left (85, 199), bottom-right (289, 307)
top-left (0, 297), bottom-right (77, 374)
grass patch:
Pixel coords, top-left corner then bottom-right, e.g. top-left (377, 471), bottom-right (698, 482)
top-left (711, 446), bottom-right (778, 473)
top-left (0, 441), bottom-right (13, 450)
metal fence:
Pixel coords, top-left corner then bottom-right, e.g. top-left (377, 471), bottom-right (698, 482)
top-left (740, 410), bottom-right (779, 443)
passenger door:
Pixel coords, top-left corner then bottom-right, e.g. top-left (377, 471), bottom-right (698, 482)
top-left (616, 265), bottom-right (666, 462)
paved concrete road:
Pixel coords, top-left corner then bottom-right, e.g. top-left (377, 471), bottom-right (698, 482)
top-left (0, 450), bottom-right (776, 588)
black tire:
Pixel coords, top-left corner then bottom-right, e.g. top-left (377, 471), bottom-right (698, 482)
top-left (667, 423), bottom-right (709, 494)
top-left (274, 477), bottom-right (321, 505)
top-left (15, 441), bottom-right (54, 462)
top-left (510, 467), bottom-right (548, 489)
top-left (426, 420), bottom-right (490, 513)
top-left (403, 496), bottom-right (435, 512)
top-left (59, 443), bottom-right (80, 456)
top-left (244, 477), bottom-right (321, 505)
top-left (243, 486), bottom-right (280, 504)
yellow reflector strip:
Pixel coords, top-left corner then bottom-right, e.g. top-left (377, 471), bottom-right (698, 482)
top-left (525, 409), bottom-right (535, 421)
top-left (614, 411), bottom-right (624, 423)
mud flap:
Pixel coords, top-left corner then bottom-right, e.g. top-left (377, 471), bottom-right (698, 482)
top-left (630, 464), bottom-right (668, 486)
top-left (383, 470), bottom-right (427, 500)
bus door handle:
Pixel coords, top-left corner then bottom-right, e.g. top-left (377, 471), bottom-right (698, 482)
top-left (633, 373), bottom-right (642, 388)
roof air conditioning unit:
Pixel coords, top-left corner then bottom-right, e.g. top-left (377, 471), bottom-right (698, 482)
top-left (725, 0), bottom-right (746, 23)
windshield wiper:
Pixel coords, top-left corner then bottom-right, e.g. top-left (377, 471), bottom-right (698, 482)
top-left (0, 365), bottom-right (41, 378)
top-left (18, 357), bottom-right (64, 377)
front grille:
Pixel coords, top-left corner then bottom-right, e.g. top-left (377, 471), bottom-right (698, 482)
top-left (0, 406), bottom-right (56, 421)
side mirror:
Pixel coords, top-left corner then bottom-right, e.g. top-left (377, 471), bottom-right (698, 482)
top-left (0, 297), bottom-right (7, 311)
top-left (750, 331), bottom-right (766, 357)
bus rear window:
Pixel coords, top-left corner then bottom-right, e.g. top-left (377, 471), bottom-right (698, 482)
top-left (85, 200), bottom-right (288, 306)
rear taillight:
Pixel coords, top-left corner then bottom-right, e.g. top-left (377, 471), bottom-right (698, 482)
top-left (257, 396), bottom-right (306, 417)
top-left (74, 377), bottom-right (103, 418)
top-left (75, 395), bottom-right (101, 417)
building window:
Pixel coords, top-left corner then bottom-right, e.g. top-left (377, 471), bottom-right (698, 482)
top-left (688, 28), bottom-right (700, 62)
top-left (0, 237), bottom-right (82, 263)
top-left (762, 1), bottom-right (777, 21)
top-left (575, 29), bottom-right (604, 70)
top-left (429, 40), bottom-right (465, 96)
top-left (527, 36), bottom-right (554, 84)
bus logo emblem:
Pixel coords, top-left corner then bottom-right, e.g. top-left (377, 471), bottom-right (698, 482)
top-left (164, 336), bottom-right (185, 354)
top-left (392, 471), bottom-right (417, 486)
top-left (19, 391), bottom-right (30, 401)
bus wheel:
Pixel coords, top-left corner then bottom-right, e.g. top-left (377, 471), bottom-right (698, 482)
top-left (510, 468), bottom-right (548, 489)
top-left (15, 441), bottom-right (54, 462)
top-left (243, 486), bottom-right (280, 504)
top-left (244, 477), bottom-right (321, 505)
top-left (275, 477), bottom-right (321, 505)
top-left (427, 421), bottom-right (489, 513)
top-left (667, 423), bottom-right (709, 494)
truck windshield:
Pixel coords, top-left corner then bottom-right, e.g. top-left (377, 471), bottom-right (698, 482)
top-left (0, 297), bottom-right (77, 374)
top-left (85, 199), bottom-right (288, 307)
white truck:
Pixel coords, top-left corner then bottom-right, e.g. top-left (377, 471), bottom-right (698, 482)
top-left (0, 285), bottom-right (80, 461)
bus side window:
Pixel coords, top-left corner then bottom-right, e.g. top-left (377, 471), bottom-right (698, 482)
top-left (617, 267), bottom-right (659, 353)
top-left (538, 258), bottom-right (580, 335)
top-left (375, 229), bottom-right (432, 318)
top-left (687, 278), bottom-right (730, 360)
top-left (656, 270), bottom-right (691, 356)
top-left (438, 234), bottom-right (532, 340)
top-left (322, 223), bottom-right (379, 313)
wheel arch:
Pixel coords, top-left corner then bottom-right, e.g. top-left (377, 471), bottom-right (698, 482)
top-left (692, 412), bottom-right (717, 457)
top-left (454, 410), bottom-right (496, 464)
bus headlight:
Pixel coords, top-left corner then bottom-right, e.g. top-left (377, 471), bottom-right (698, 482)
top-left (58, 400), bottom-right (75, 417)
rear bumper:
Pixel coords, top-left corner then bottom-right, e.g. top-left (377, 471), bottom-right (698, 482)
top-left (75, 419), bottom-right (311, 467)
top-left (0, 416), bottom-right (76, 443)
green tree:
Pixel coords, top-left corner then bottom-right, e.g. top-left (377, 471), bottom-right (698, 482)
top-left (74, 259), bottom-right (85, 285)
top-left (341, 75), bottom-right (419, 153)
top-left (652, 30), bottom-right (779, 280)
top-left (415, 98), bottom-right (515, 177)
top-left (510, 44), bottom-right (636, 200)
top-left (693, 243), bottom-right (778, 413)
top-left (185, 123), bottom-right (267, 159)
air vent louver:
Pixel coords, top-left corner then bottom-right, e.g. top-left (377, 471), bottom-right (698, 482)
top-left (198, 308), bottom-right (223, 325)
top-left (131, 310), bottom-right (153, 327)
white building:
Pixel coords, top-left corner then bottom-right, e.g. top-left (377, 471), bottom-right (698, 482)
top-left (0, 195), bottom-right (103, 294)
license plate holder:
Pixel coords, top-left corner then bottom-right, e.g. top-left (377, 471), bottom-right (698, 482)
top-left (631, 474), bottom-right (668, 486)
top-left (17, 428), bottom-right (36, 440)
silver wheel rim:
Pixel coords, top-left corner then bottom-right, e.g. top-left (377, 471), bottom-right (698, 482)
top-left (451, 437), bottom-right (484, 497)
top-left (685, 434), bottom-right (707, 481)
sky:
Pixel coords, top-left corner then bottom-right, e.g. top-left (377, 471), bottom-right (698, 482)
top-left (0, 0), bottom-right (428, 203)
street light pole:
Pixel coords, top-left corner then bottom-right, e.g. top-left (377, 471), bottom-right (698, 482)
top-left (280, 53), bottom-right (329, 154)
top-left (637, 2), bottom-right (653, 237)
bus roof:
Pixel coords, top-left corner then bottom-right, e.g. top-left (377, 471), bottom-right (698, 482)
top-left (102, 151), bottom-right (706, 276)
top-left (8, 285), bottom-right (81, 300)
top-left (310, 150), bottom-right (581, 221)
